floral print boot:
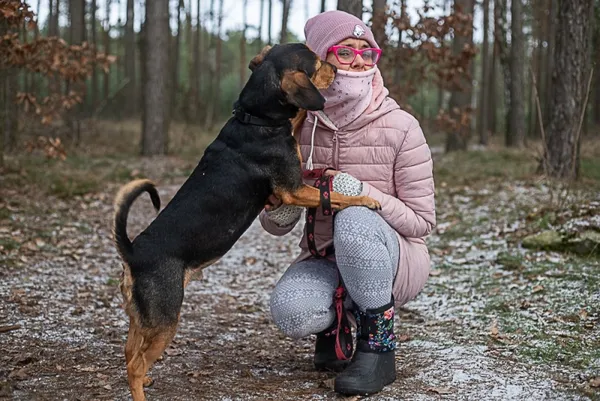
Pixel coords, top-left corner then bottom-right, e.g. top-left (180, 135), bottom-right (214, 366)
top-left (334, 299), bottom-right (397, 395)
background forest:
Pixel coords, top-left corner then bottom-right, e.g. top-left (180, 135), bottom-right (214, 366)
top-left (0, 1), bottom-right (599, 400)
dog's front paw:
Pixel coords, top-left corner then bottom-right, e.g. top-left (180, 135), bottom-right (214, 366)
top-left (362, 197), bottom-right (381, 211)
top-left (143, 376), bottom-right (154, 387)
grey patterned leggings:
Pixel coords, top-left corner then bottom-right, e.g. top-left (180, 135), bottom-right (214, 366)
top-left (269, 206), bottom-right (400, 339)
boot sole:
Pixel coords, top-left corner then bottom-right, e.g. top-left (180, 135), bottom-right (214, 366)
top-left (334, 372), bottom-right (396, 395)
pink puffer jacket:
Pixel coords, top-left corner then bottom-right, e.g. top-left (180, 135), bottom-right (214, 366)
top-left (260, 70), bottom-right (436, 307)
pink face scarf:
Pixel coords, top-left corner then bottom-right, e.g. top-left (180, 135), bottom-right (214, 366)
top-left (319, 66), bottom-right (378, 130)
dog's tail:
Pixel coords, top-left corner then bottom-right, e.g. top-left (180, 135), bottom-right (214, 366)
top-left (113, 179), bottom-right (160, 263)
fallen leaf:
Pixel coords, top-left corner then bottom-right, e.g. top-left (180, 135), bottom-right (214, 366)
top-left (165, 347), bottom-right (182, 356)
top-left (244, 256), bottom-right (257, 265)
top-left (489, 318), bottom-right (499, 337)
top-left (397, 334), bottom-right (412, 343)
top-left (8, 367), bottom-right (28, 380)
top-left (320, 378), bottom-right (335, 390)
top-left (429, 270), bottom-right (442, 276)
top-left (187, 370), bottom-right (211, 378)
top-left (78, 366), bottom-right (99, 372)
top-left (532, 285), bottom-right (544, 293)
top-left (579, 309), bottom-right (588, 321)
top-left (427, 386), bottom-right (453, 395)
top-left (590, 377), bottom-right (600, 388)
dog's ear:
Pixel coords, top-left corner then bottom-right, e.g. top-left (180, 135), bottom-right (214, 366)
top-left (312, 61), bottom-right (337, 90)
top-left (249, 45), bottom-right (273, 71)
top-left (281, 71), bottom-right (326, 111)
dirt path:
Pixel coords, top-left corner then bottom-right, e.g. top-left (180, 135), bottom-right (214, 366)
top-left (1, 179), bottom-right (598, 400)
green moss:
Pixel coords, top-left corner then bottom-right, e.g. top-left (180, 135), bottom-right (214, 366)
top-left (0, 237), bottom-right (20, 252)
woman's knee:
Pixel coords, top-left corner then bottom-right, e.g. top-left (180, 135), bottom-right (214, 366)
top-left (269, 262), bottom-right (337, 338)
top-left (333, 206), bottom-right (388, 249)
top-left (269, 287), bottom-right (334, 338)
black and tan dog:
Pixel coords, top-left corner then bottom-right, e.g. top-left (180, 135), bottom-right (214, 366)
top-left (112, 43), bottom-right (381, 401)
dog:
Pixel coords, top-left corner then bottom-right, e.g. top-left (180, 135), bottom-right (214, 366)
top-left (112, 43), bottom-right (381, 401)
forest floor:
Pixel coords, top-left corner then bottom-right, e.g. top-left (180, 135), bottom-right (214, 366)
top-left (1, 123), bottom-right (599, 400)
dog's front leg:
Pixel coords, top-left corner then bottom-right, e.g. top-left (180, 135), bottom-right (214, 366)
top-left (275, 184), bottom-right (381, 210)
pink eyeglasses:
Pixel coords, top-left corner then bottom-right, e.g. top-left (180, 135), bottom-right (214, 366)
top-left (327, 45), bottom-right (382, 66)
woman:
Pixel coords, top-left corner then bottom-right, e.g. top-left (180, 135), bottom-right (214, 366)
top-left (259, 10), bottom-right (436, 396)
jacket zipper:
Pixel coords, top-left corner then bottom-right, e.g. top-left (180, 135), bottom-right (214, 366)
top-left (332, 131), bottom-right (339, 170)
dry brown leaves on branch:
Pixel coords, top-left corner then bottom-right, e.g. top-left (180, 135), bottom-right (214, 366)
top-left (381, 2), bottom-right (477, 130)
top-left (24, 136), bottom-right (67, 160)
top-left (1, 1), bottom-right (116, 128)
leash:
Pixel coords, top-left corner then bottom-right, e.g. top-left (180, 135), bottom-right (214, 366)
top-left (304, 168), bottom-right (352, 361)
top-left (304, 167), bottom-right (336, 258)
top-left (232, 101), bottom-right (290, 127)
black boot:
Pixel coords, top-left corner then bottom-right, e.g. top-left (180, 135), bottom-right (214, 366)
top-left (334, 299), bottom-right (397, 395)
top-left (314, 286), bottom-right (353, 372)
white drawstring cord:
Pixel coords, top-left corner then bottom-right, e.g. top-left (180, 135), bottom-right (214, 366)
top-left (305, 117), bottom-right (318, 171)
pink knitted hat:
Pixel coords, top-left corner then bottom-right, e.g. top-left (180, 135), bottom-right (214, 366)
top-left (304, 10), bottom-right (380, 61)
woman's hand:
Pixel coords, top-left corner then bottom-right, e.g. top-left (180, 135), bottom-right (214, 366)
top-left (264, 194), bottom-right (283, 211)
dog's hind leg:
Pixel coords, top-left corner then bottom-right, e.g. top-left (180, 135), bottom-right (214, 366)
top-left (126, 321), bottom-right (179, 401)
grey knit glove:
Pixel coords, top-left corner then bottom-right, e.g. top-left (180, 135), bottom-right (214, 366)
top-left (265, 204), bottom-right (303, 227)
top-left (332, 173), bottom-right (363, 196)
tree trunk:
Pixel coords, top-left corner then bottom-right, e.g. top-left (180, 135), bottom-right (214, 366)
top-left (593, 0), bottom-right (600, 129)
top-left (494, 0), bottom-right (510, 137)
top-left (69, 0), bottom-right (86, 44)
top-left (240, 0), bottom-right (248, 89)
top-left (280, 0), bottom-right (292, 44)
top-left (337, 0), bottom-right (362, 18)
top-left (477, 0), bottom-right (490, 145)
top-left (0, 18), bottom-right (16, 164)
top-left (141, 0), bottom-right (170, 156)
top-left (507, 0), bottom-right (525, 148)
top-left (530, 0), bottom-right (545, 139)
top-left (90, 0), bottom-right (98, 112)
top-left (371, 0), bottom-right (387, 49)
top-left (193, 0), bottom-right (201, 118)
top-left (48, 0), bottom-right (60, 36)
top-left (543, 0), bottom-right (558, 129)
top-left (268, 0), bottom-right (272, 44)
top-left (68, 0), bottom-right (85, 142)
top-left (214, 0), bottom-right (223, 119)
top-left (139, 21), bottom-right (146, 138)
top-left (258, 0), bottom-right (264, 47)
top-left (437, 0), bottom-right (450, 116)
top-left (184, 6), bottom-right (193, 121)
top-left (445, 0), bottom-right (475, 153)
top-left (103, 0), bottom-right (111, 102)
top-left (542, 0), bottom-right (594, 179)
top-left (488, 0), bottom-right (498, 136)
top-left (171, 0), bottom-right (184, 120)
top-left (124, 0), bottom-right (136, 116)
top-left (204, 0), bottom-right (216, 128)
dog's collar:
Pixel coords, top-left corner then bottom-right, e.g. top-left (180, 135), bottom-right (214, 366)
top-left (232, 101), bottom-right (290, 127)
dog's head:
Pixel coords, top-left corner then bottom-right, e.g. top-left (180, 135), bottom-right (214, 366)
top-left (240, 43), bottom-right (336, 117)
